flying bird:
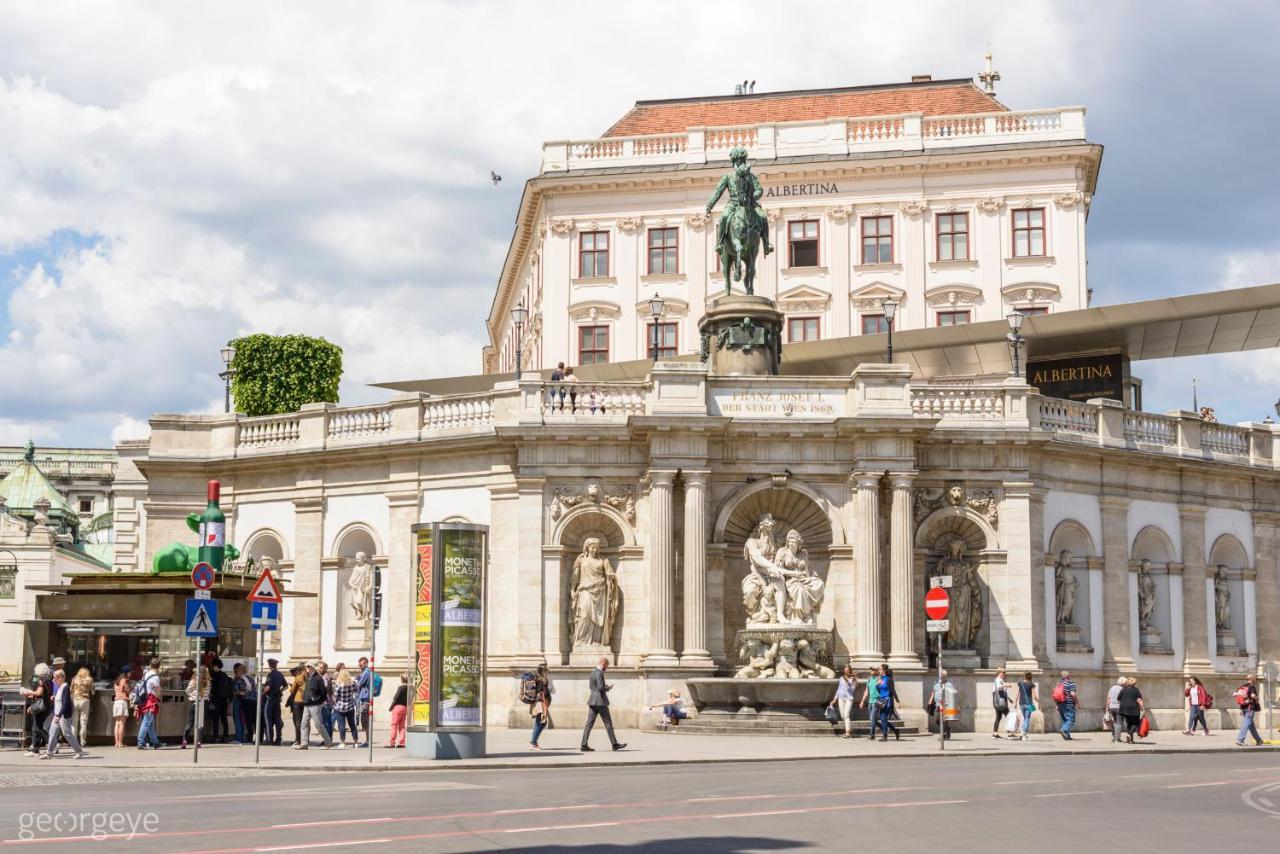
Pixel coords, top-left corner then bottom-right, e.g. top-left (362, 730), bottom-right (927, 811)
top-left (490, 171), bottom-right (502, 186)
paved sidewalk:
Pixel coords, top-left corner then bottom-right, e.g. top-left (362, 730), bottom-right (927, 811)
top-left (5, 722), bottom-right (1278, 774)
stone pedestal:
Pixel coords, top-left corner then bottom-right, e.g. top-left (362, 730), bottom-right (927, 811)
top-left (570, 644), bottom-right (615, 667)
top-left (733, 626), bottom-right (834, 678)
top-left (1056, 622), bottom-right (1091, 653)
top-left (698, 295), bottom-right (783, 376)
top-left (344, 617), bottom-right (371, 649)
top-left (1217, 629), bottom-right (1240, 656)
top-left (939, 648), bottom-right (981, 670)
top-left (1140, 628), bottom-right (1171, 655)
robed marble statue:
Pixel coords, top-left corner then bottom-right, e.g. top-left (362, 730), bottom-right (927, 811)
top-left (741, 514), bottom-right (825, 626)
top-left (1054, 549), bottom-right (1079, 626)
top-left (570, 537), bottom-right (620, 647)
top-left (705, 146), bottom-right (773, 296)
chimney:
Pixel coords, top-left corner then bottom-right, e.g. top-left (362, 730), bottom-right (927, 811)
top-left (911, 74), bottom-right (932, 83)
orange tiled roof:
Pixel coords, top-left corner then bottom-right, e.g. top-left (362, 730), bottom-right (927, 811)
top-left (604, 79), bottom-right (1005, 137)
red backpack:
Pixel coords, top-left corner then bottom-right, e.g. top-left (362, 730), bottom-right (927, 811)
top-left (1234, 685), bottom-right (1251, 707)
top-left (1052, 682), bottom-right (1067, 704)
top-left (1201, 688), bottom-right (1214, 709)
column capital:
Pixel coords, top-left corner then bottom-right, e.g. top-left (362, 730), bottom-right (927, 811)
top-left (850, 471), bottom-right (882, 490)
top-left (888, 471), bottom-right (918, 490)
top-left (1098, 495), bottom-right (1130, 511)
top-left (386, 490), bottom-right (420, 509)
top-left (1001, 480), bottom-right (1036, 499)
top-left (1177, 503), bottom-right (1208, 518)
top-left (682, 469), bottom-right (710, 487)
top-left (647, 469), bottom-right (677, 488)
top-left (292, 495), bottom-right (325, 513)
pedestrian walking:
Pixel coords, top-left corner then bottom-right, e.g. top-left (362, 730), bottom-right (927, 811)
top-left (1117, 676), bottom-right (1145, 744)
top-left (860, 665), bottom-right (882, 739)
top-left (828, 665), bottom-right (858, 738)
top-left (41, 670), bottom-right (86, 759)
top-left (355, 657), bottom-right (374, 748)
top-left (580, 657), bottom-right (625, 752)
top-left (21, 663), bottom-right (52, 756)
top-left (1054, 670), bottom-right (1078, 740)
top-left (135, 657), bottom-right (163, 750)
top-left (387, 674), bottom-right (408, 748)
top-left (1184, 676), bottom-right (1211, 736)
top-left (1106, 676), bottom-right (1125, 743)
top-left (992, 667), bottom-right (1010, 739)
top-left (1015, 671), bottom-right (1038, 741)
top-left (927, 671), bottom-right (956, 741)
top-left (1235, 674), bottom-right (1264, 747)
top-left (70, 667), bottom-right (94, 746)
top-left (286, 665), bottom-right (307, 745)
top-left (112, 672), bottom-right (130, 748)
top-left (181, 663), bottom-right (210, 749)
top-left (874, 666), bottom-right (901, 742)
top-left (262, 658), bottom-right (286, 745)
top-left (526, 669), bottom-right (551, 749)
top-left (295, 661), bottom-right (333, 749)
top-left (331, 666), bottom-right (360, 748)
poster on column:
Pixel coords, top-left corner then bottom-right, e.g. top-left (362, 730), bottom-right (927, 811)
top-left (437, 527), bottom-right (485, 728)
top-left (411, 525), bottom-right (433, 727)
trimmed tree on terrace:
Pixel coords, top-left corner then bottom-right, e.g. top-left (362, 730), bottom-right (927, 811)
top-left (230, 333), bottom-right (343, 416)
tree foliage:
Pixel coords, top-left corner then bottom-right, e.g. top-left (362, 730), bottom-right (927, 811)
top-left (230, 333), bottom-right (342, 416)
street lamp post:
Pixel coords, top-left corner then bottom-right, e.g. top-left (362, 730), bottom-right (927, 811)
top-left (1006, 311), bottom-right (1027, 377)
top-left (882, 297), bottom-right (898, 363)
top-left (648, 292), bottom-right (665, 364)
top-left (219, 343), bottom-right (236, 414)
top-left (511, 299), bottom-right (528, 381)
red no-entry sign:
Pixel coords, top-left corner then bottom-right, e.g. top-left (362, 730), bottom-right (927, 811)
top-left (924, 586), bottom-right (950, 620)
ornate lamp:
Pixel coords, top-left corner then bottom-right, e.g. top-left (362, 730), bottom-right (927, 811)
top-left (219, 342), bottom-right (236, 414)
top-left (511, 299), bottom-right (528, 380)
top-left (648, 292), bottom-right (665, 363)
top-left (1006, 311), bottom-right (1027, 377)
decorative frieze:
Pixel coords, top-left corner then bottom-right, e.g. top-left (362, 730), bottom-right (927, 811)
top-left (913, 483), bottom-right (1001, 528)
top-left (549, 480), bottom-right (637, 524)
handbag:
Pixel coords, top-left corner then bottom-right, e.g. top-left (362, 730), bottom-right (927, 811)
top-left (1138, 715), bottom-right (1151, 738)
top-left (993, 689), bottom-right (1009, 713)
top-left (926, 700), bottom-right (938, 717)
top-left (824, 705), bottom-right (839, 724)
top-left (28, 697), bottom-right (47, 717)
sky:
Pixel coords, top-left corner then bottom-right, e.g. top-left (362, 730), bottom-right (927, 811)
top-left (1, 1), bottom-right (1279, 448)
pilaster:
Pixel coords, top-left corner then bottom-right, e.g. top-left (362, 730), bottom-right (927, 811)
top-left (1178, 504), bottom-right (1213, 674)
top-left (852, 471), bottom-right (883, 666)
top-left (998, 482), bottom-right (1042, 670)
top-left (887, 472), bottom-right (923, 670)
top-left (1253, 511), bottom-right (1280, 661)
top-left (290, 494), bottom-right (325, 661)
top-left (681, 470), bottom-right (713, 667)
top-left (1099, 495), bottom-right (1135, 670)
top-left (645, 470), bottom-right (679, 666)
top-left (383, 490), bottom-right (420, 672)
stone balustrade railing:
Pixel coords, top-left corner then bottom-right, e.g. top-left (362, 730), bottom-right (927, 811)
top-left (145, 369), bottom-right (1278, 471)
top-left (543, 108), bottom-right (1086, 172)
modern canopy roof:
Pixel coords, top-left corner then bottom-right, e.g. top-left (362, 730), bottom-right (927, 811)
top-left (377, 282), bottom-right (1280, 395)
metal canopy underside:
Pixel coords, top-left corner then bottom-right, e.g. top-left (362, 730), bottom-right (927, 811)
top-left (376, 282), bottom-right (1280, 394)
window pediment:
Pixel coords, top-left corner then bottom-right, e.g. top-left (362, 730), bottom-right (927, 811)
top-left (925, 283), bottom-right (983, 308)
top-left (634, 297), bottom-right (689, 319)
top-left (849, 282), bottom-right (905, 312)
top-left (568, 300), bottom-right (621, 323)
top-left (1001, 282), bottom-right (1061, 304)
top-left (777, 285), bottom-right (831, 313)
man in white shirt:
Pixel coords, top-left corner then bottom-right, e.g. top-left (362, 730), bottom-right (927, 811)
top-left (41, 670), bottom-right (85, 759)
top-left (1106, 677), bottom-right (1125, 743)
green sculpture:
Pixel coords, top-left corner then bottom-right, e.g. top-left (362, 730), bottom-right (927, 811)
top-left (705, 146), bottom-right (773, 296)
top-left (151, 513), bottom-right (241, 574)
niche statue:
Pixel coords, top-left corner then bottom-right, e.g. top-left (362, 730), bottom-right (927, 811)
top-left (570, 538), bottom-right (620, 647)
top-left (1054, 549), bottom-right (1079, 626)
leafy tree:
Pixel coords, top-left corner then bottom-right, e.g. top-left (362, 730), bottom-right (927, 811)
top-left (230, 333), bottom-right (342, 416)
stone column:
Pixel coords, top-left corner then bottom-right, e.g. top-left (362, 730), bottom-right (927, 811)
top-left (290, 495), bottom-right (325, 661)
top-left (999, 482), bottom-right (1042, 669)
top-left (1099, 495), bottom-right (1136, 669)
top-left (1178, 504), bottom-right (1213, 673)
top-left (646, 470), bottom-right (679, 666)
top-left (383, 491), bottom-right (419, 672)
top-left (1252, 511), bottom-right (1280, 662)
top-left (852, 472), bottom-right (883, 666)
top-left (887, 473), bottom-right (921, 669)
top-left (681, 471), bottom-right (712, 667)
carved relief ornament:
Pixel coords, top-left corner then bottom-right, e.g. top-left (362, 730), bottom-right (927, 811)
top-left (550, 218), bottom-right (575, 236)
top-left (975, 196), bottom-right (1005, 214)
top-left (550, 482), bottom-right (637, 524)
top-left (899, 200), bottom-right (928, 218)
top-left (913, 484), bottom-right (1001, 528)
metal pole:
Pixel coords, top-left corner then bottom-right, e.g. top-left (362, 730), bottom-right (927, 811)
top-left (652, 321), bottom-right (659, 365)
top-left (193, 657), bottom-right (201, 764)
top-left (887, 319), bottom-right (894, 364)
top-left (224, 380), bottom-right (230, 414)
top-left (369, 618), bottom-right (376, 763)
top-left (253, 630), bottom-right (264, 763)
top-left (937, 632), bottom-right (944, 752)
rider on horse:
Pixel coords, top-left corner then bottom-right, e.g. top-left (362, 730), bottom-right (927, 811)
top-left (705, 146), bottom-right (774, 260)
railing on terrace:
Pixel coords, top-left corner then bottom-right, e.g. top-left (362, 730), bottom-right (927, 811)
top-left (1037, 398), bottom-right (1098, 437)
top-left (542, 107), bottom-right (1086, 172)
top-left (911, 385), bottom-right (1007, 421)
top-left (1202, 422), bottom-right (1250, 457)
top-left (239, 414), bottom-right (302, 448)
top-left (1124, 410), bottom-right (1178, 447)
top-left (421, 393), bottom-right (496, 433)
top-left (327, 405), bottom-right (392, 440)
top-left (540, 382), bottom-right (648, 417)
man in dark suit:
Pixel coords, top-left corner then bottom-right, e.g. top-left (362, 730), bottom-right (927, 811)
top-left (580, 657), bottom-right (626, 752)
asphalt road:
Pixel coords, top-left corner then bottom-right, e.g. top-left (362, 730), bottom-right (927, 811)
top-left (3, 752), bottom-right (1280, 852)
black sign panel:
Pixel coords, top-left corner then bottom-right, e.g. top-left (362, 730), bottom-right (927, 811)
top-left (1026, 352), bottom-right (1125, 402)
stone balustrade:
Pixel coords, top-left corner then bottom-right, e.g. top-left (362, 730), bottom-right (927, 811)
top-left (542, 107), bottom-right (1086, 172)
top-left (142, 369), bottom-right (1279, 471)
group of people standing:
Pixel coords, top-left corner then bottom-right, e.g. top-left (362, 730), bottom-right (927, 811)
top-left (828, 664), bottom-right (902, 740)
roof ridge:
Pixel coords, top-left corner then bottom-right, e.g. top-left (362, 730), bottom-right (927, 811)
top-left (630, 78), bottom-right (981, 108)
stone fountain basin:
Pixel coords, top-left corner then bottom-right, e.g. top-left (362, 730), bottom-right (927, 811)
top-left (686, 678), bottom-right (838, 718)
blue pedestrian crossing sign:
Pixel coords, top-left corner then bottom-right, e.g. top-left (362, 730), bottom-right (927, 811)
top-left (250, 600), bottom-right (279, 631)
top-left (185, 598), bottom-right (218, 638)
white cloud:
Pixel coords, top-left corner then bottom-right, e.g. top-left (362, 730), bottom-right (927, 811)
top-left (110, 416), bottom-right (151, 443)
top-left (0, 418), bottom-right (61, 446)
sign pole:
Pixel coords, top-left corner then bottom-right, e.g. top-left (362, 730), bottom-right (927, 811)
top-left (937, 630), bottom-right (944, 752)
top-left (369, 617), bottom-right (376, 764)
top-left (193, 655), bottom-right (201, 764)
top-left (254, 630), bottom-right (264, 764)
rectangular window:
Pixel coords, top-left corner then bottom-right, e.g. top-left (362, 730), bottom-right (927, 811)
top-left (647, 228), bottom-right (679, 275)
top-left (788, 317), bottom-right (820, 342)
top-left (1011, 207), bottom-right (1045, 257)
top-left (0, 564), bottom-right (15, 600)
top-left (579, 231), bottom-right (609, 277)
top-left (1015, 306), bottom-right (1049, 316)
top-left (788, 220), bottom-right (819, 268)
top-left (936, 311), bottom-right (971, 326)
top-left (861, 216), bottom-right (894, 264)
top-left (78, 497), bottom-right (93, 514)
top-left (578, 325), bottom-right (609, 364)
top-left (936, 212), bottom-right (969, 262)
top-left (646, 322), bottom-right (678, 359)
top-left (861, 314), bottom-right (889, 335)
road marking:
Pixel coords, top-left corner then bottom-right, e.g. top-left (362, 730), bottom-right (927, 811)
top-left (1033, 790), bottom-right (1103, 798)
top-left (497, 804), bottom-right (599, 814)
top-left (994, 779), bottom-right (1061, 786)
top-left (1120, 772), bottom-right (1181, 779)
top-left (271, 818), bottom-right (395, 829)
top-left (256, 840), bottom-right (390, 852)
top-left (689, 785), bottom-right (923, 803)
top-left (505, 822), bottom-right (618, 834)
top-left (1166, 781), bottom-right (1233, 789)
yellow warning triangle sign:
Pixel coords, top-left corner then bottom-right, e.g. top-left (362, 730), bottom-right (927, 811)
top-left (246, 566), bottom-right (283, 603)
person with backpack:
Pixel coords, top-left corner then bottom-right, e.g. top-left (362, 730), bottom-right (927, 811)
top-left (522, 667), bottom-right (551, 750)
top-left (135, 658), bottom-right (163, 750)
top-left (1054, 670), bottom-right (1078, 740)
top-left (294, 661), bottom-right (334, 750)
top-left (386, 673), bottom-right (408, 748)
top-left (355, 657), bottom-right (380, 749)
top-left (1184, 676), bottom-right (1211, 736)
top-left (1015, 671), bottom-right (1038, 741)
top-left (1235, 674), bottom-right (1264, 747)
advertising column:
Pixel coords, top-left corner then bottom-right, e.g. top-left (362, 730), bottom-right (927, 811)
top-left (407, 522), bottom-right (487, 759)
